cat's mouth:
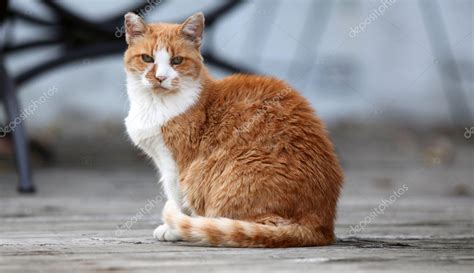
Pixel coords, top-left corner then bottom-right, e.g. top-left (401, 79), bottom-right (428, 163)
top-left (151, 84), bottom-right (177, 95)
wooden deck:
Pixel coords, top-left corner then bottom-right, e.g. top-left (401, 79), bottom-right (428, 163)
top-left (0, 130), bottom-right (473, 272)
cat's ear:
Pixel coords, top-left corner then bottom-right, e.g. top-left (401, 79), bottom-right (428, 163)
top-left (124, 12), bottom-right (147, 45)
top-left (180, 12), bottom-right (205, 47)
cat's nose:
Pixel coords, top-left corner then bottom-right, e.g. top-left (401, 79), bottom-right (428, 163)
top-left (156, 76), bottom-right (167, 83)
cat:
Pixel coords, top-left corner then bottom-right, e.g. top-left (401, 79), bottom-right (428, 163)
top-left (123, 12), bottom-right (344, 247)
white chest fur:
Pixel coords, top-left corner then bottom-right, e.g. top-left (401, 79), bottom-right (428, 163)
top-left (124, 73), bottom-right (201, 207)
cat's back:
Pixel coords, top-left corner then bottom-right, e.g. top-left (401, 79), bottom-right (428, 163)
top-left (209, 74), bottom-right (313, 115)
top-left (215, 74), bottom-right (287, 92)
top-left (209, 74), bottom-right (315, 120)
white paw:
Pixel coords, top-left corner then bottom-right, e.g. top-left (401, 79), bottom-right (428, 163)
top-left (153, 224), bottom-right (181, 242)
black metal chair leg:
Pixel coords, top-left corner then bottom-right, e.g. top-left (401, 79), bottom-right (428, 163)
top-left (0, 58), bottom-right (35, 193)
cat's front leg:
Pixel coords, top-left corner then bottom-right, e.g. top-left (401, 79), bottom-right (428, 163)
top-left (160, 175), bottom-right (194, 215)
top-left (159, 175), bottom-right (182, 209)
top-left (154, 200), bottom-right (182, 241)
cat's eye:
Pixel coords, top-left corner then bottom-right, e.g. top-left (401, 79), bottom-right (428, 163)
top-left (171, 56), bottom-right (183, 65)
top-left (141, 54), bottom-right (154, 63)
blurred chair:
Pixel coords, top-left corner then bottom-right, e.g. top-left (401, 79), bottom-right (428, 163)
top-left (0, 0), bottom-right (250, 193)
top-left (1, 0), bottom-right (35, 193)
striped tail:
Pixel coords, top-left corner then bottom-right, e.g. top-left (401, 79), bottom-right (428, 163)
top-left (162, 201), bottom-right (333, 248)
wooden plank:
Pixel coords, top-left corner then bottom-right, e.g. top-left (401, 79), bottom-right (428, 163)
top-left (0, 146), bottom-right (473, 272)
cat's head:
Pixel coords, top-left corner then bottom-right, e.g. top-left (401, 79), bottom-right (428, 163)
top-left (123, 12), bottom-right (204, 94)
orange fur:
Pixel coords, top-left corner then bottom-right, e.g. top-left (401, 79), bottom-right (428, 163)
top-left (124, 12), bottom-right (344, 247)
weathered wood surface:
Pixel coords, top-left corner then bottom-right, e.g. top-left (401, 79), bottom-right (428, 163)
top-left (0, 138), bottom-right (473, 272)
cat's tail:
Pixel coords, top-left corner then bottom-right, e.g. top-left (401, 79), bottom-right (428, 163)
top-left (161, 201), bottom-right (333, 248)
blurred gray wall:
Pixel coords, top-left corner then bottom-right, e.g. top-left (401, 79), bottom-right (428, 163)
top-left (1, 0), bottom-right (473, 138)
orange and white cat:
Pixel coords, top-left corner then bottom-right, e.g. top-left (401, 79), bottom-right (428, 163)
top-left (123, 12), bottom-right (343, 247)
